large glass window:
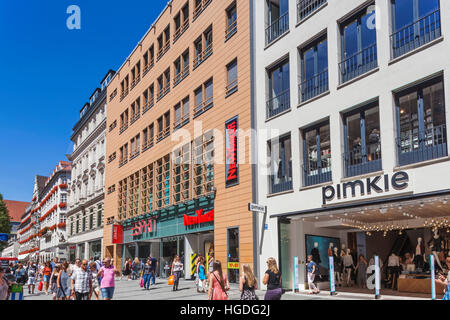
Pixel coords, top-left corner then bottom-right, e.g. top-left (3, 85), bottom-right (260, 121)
top-left (397, 77), bottom-right (447, 165)
top-left (267, 60), bottom-right (290, 119)
top-left (303, 122), bottom-right (331, 186)
top-left (227, 228), bottom-right (239, 284)
top-left (266, 0), bottom-right (289, 45)
top-left (344, 103), bottom-right (382, 177)
top-left (340, 6), bottom-right (377, 83)
top-left (269, 134), bottom-right (293, 194)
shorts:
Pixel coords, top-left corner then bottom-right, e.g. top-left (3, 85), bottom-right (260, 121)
top-left (100, 287), bottom-right (115, 299)
top-left (43, 275), bottom-right (50, 283)
top-left (27, 277), bottom-right (36, 285)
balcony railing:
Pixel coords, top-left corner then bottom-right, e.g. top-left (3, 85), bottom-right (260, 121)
top-left (225, 19), bottom-right (237, 40)
top-left (266, 89), bottom-right (290, 119)
top-left (142, 139), bottom-right (154, 152)
top-left (193, 43), bottom-right (213, 69)
top-left (157, 42), bottom-right (170, 61)
top-left (297, 0), bottom-right (327, 22)
top-left (130, 75), bottom-right (140, 91)
top-left (130, 113), bottom-right (140, 125)
top-left (119, 157), bottom-right (128, 168)
top-left (194, 96), bottom-right (214, 117)
top-left (302, 164), bottom-right (332, 187)
top-left (299, 69), bottom-right (328, 103)
top-left (390, 9), bottom-right (441, 59)
top-left (343, 141), bottom-right (382, 177)
top-left (120, 89), bottom-right (129, 102)
top-left (193, 0), bottom-right (212, 20)
top-left (157, 85), bottom-right (170, 101)
top-left (129, 149), bottom-right (140, 161)
top-left (156, 127), bottom-right (170, 142)
top-left (142, 99), bottom-right (154, 115)
top-left (119, 122), bottom-right (128, 134)
top-left (174, 114), bottom-right (190, 130)
top-left (269, 177), bottom-right (293, 194)
top-left (339, 43), bottom-right (377, 84)
top-left (397, 124), bottom-right (447, 166)
top-left (173, 19), bottom-right (189, 43)
top-left (265, 12), bottom-right (289, 46)
top-left (173, 65), bottom-right (190, 87)
top-left (226, 78), bottom-right (238, 96)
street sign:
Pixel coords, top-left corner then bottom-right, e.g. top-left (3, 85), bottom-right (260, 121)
top-left (0, 233), bottom-right (8, 242)
top-left (248, 203), bottom-right (266, 213)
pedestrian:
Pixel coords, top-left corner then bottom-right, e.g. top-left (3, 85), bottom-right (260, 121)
top-left (71, 259), bottom-right (92, 300)
top-left (56, 262), bottom-right (70, 300)
top-left (306, 255), bottom-right (319, 294)
top-left (263, 257), bottom-right (282, 300)
top-left (149, 255), bottom-right (158, 286)
top-left (196, 256), bottom-right (207, 293)
top-left (51, 257), bottom-right (59, 271)
top-left (43, 262), bottom-right (52, 295)
top-left (142, 259), bottom-right (152, 290)
top-left (171, 255), bottom-right (183, 291)
top-left (69, 259), bottom-right (81, 277)
top-left (98, 257), bottom-right (117, 300)
top-left (0, 267), bottom-right (11, 300)
top-left (355, 254), bottom-right (368, 289)
top-left (437, 257), bottom-right (450, 300)
top-left (121, 258), bottom-right (131, 281)
top-left (132, 257), bottom-right (140, 280)
top-left (49, 264), bottom-right (61, 300)
top-left (14, 264), bottom-right (26, 285)
top-left (240, 264), bottom-right (258, 300)
top-left (207, 261), bottom-right (229, 300)
top-left (89, 262), bottom-right (101, 300)
top-left (26, 261), bottom-right (37, 294)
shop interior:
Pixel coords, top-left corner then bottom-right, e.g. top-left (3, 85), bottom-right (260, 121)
top-left (283, 195), bottom-right (450, 298)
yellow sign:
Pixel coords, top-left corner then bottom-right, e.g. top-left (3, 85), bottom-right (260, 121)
top-left (228, 262), bottom-right (240, 270)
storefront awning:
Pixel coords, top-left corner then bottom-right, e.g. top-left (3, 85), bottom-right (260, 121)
top-left (18, 253), bottom-right (30, 261)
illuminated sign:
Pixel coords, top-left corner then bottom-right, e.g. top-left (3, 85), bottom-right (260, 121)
top-left (112, 225), bottom-right (123, 244)
top-left (225, 116), bottom-right (239, 187)
top-left (183, 209), bottom-right (214, 226)
top-left (131, 219), bottom-right (157, 237)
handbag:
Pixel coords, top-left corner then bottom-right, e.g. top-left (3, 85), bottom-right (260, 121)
top-left (140, 277), bottom-right (144, 288)
top-left (38, 281), bottom-right (43, 291)
top-left (168, 275), bottom-right (175, 286)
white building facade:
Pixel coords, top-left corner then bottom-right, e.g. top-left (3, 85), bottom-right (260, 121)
top-left (253, 0), bottom-right (450, 294)
top-left (67, 70), bottom-right (115, 261)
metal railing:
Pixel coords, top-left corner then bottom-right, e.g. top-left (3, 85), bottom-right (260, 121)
top-left (174, 65), bottom-right (190, 87)
top-left (343, 141), bottom-right (382, 177)
top-left (266, 89), bottom-right (290, 119)
top-left (391, 9), bottom-right (441, 59)
top-left (266, 12), bottom-right (289, 45)
top-left (297, 0), bottom-right (327, 22)
top-left (193, 43), bottom-right (213, 69)
top-left (339, 43), bottom-right (377, 84)
top-left (302, 164), bottom-right (332, 187)
top-left (194, 96), bottom-right (214, 117)
top-left (299, 69), bottom-right (328, 103)
top-left (269, 177), bottom-right (293, 194)
top-left (397, 124), bottom-right (447, 166)
top-left (226, 19), bottom-right (237, 40)
top-left (226, 78), bottom-right (238, 96)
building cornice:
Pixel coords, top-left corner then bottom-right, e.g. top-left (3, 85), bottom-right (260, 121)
top-left (67, 193), bottom-right (104, 217)
top-left (68, 120), bottom-right (106, 161)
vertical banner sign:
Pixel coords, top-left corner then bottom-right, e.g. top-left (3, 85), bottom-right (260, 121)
top-left (225, 116), bottom-right (239, 187)
top-left (112, 225), bottom-right (123, 244)
top-left (430, 255), bottom-right (436, 300)
top-left (375, 256), bottom-right (381, 299)
top-left (293, 256), bottom-right (299, 292)
top-left (329, 256), bottom-right (336, 295)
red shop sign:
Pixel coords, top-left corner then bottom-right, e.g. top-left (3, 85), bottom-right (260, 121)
top-left (225, 116), bottom-right (239, 187)
top-left (131, 219), bottom-right (157, 237)
top-left (183, 209), bottom-right (214, 226)
top-left (112, 224), bottom-right (123, 244)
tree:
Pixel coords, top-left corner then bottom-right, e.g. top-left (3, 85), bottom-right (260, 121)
top-left (0, 193), bottom-right (11, 252)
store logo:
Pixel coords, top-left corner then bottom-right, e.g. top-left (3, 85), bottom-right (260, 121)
top-left (131, 219), bottom-right (157, 236)
top-left (183, 209), bottom-right (214, 226)
top-left (225, 116), bottom-right (239, 187)
top-left (322, 171), bottom-right (409, 205)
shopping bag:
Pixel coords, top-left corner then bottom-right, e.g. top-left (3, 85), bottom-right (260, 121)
top-left (38, 281), bottom-right (43, 291)
top-left (168, 275), bottom-right (175, 286)
top-left (140, 277), bottom-right (144, 288)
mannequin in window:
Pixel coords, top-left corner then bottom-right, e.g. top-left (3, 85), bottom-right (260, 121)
top-left (368, 128), bottom-right (380, 158)
top-left (428, 230), bottom-right (445, 272)
top-left (413, 237), bottom-right (425, 270)
top-left (328, 242), bottom-right (334, 257)
top-left (343, 248), bottom-right (354, 287)
top-left (340, 244), bottom-right (346, 259)
top-left (333, 246), bottom-right (342, 287)
top-left (387, 253), bottom-right (400, 289)
top-left (310, 242), bottom-right (321, 265)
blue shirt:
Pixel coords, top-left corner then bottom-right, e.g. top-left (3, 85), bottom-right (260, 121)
top-left (307, 261), bottom-right (317, 274)
top-left (150, 258), bottom-right (157, 271)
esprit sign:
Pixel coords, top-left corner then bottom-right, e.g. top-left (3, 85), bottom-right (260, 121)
top-left (131, 219), bottom-right (157, 237)
top-left (322, 171), bottom-right (410, 205)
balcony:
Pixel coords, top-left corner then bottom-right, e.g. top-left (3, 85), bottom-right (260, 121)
top-left (390, 9), bottom-right (441, 59)
top-left (129, 149), bottom-right (140, 161)
top-left (297, 0), bottom-right (327, 22)
top-left (156, 127), bottom-right (170, 143)
top-left (265, 12), bottom-right (289, 46)
top-left (130, 113), bottom-right (140, 125)
top-left (193, 44), bottom-right (213, 69)
top-left (225, 19), bottom-right (237, 41)
top-left (130, 75), bottom-right (141, 91)
top-left (157, 85), bottom-right (170, 102)
top-left (269, 177), bottom-right (293, 195)
top-left (193, 0), bottom-right (212, 20)
top-left (174, 114), bottom-right (190, 131)
top-left (266, 89), bottom-right (290, 119)
top-left (157, 42), bottom-right (170, 61)
top-left (173, 19), bottom-right (189, 44)
top-left (120, 89), bottom-right (129, 102)
top-left (299, 69), bottom-right (328, 103)
top-left (119, 121), bottom-right (128, 134)
top-left (119, 157), bottom-right (128, 168)
top-left (173, 65), bottom-right (190, 87)
top-left (339, 43), bottom-right (377, 84)
top-left (142, 139), bottom-right (154, 152)
top-left (302, 164), bottom-right (332, 187)
top-left (143, 62), bottom-right (154, 77)
top-left (194, 96), bottom-right (214, 118)
top-left (343, 141), bottom-right (382, 177)
top-left (142, 99), bottom-right (154, 115)
top-left (397, 124), bottom-right (447, 166)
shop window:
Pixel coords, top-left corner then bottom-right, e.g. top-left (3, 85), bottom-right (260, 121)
top-left (343, 102), bottom-right (382, 177)
top-left (302, 122), bottom-right (332, 186)
top-left (339, 5), bottom-right (377, 84)
top-left (267, 59), bottom-right (290, 119)
top-left (396, 77), bottom-right (447, 166)
top-left (266, 0), bottom-right (289, 45)
top-left (141, 164), bottom-right (154, 214)
top-left (299, 34), bottom-right (328, 103)
top-left (268, 133), bottom-right (293, 194)
top-left (390, 0), bottom-right (440, 59)
top-left (227, 228), bottom-right (240, 284)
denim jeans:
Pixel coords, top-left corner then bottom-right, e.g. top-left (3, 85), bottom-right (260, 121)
top-left (150, 271), bottom-right (156, 285)
top-left (143, 274), bottom-right (151, 289)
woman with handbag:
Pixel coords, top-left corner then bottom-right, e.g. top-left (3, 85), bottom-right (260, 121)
top-left (263, 257), bottom-right (282, 300)
top-left (56, 262), bottom-right (70, 300)
top-left (240, 264), bottom-right (258, 300)
top-left (208, 261), bottom-right (229, 300)
top-left (170, 255), bottom-right (183, 291)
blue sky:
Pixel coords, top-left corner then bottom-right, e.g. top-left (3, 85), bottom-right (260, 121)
top-left (0, 0), bottom-right (167, 202)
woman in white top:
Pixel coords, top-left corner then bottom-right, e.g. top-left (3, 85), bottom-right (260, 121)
top-left (170, 255), bottom-right (184, 291)
top-left (89, 262), bottom-right (100, 300)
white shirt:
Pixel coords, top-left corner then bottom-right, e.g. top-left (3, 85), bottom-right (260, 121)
top-left (388, 255), bottom-right (400, 267)
top-left (343, 255), bottom-right (353, 267)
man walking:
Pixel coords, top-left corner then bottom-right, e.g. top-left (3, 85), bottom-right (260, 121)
top-left (149, 255), bottom-right (158, 286)
top-left (71, 259), bottom-right (93, 300)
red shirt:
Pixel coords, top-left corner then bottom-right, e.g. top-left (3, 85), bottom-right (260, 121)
top-left (43, 267), bottom-right (51, 276)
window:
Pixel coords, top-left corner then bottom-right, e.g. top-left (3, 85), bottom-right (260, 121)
top-left (267, 59), bottom-right (290, 119)
top-left (119, 143), bottom-right (128, 167)
top-left (226, 59), bottom-right (238, 96)
top-left (120, 76), bottom-right (129, 101)
top-left (300, 35), bottom-right (328, 102)
top-left (143, 45), bottom-right (155, 76)
top-left (226, 2), bottom-right (237, 40)
top-left (193, 0), bottom-right (212, 20)
top-left (70, 217), bottom-right (74, 236)
top-left (174, 49), bottom-right (190, 87)
top-left (193, 131), bottom-right (214, 197)
top-left (174, 97), bottom-right (190, 130)
top-left (141, 164), bottom-right (154, 214)
top-left (172, 143), bottom-right (191, 204)
top-left (268, 133), bottom-right (292, 194)
top-left (227, 228), bottom-right (240, 284)
top-left (266, 0), bottom-right (289, 45)
top-left (194, 78), bottom-right (214, 117)
top-left (97, 204), bottom-right (103, 227)
top-left (61, 194), bottom-right (67, 203)
top-left (343, 103), bottom-right (381, 177)
top-left (130, 134), bottom-right (140, 159)
top-left (339, 5), bottom-right (377, 83)
top-left (89, 209), bottom-right (94, 230)
top-left (120, 109), bottom-right (129, 133)
top-left (174, 3), bottom-right (190, 43)
top-left (390, 0), bottom-right (440, 59)
top-left (130, 98), bottom-right (140, 124)
top-left (131, 62), bottom-right (141, 89)
top-left (143, 84), bottom-right (154, 114)
top-left (128, 172), bottom-right (139, 218)
top-left (157, 112), bottom-right (170, 142)
top-left (82, 214), bottom-right (86, 232)
top-left (297, 0), bottom-right (327, 22)
top-left (156, 155), bottom-right (171, 209)
top-left (396, 77), bottom-right (447, 166)
top-left (157, 25), bottom-right (171, 61)
top-left (193, 26), bottom-right (213, 69)
top-left (118, 178), bottom-right (128, 220)
top-left (302, 122), bottom-right (331, 186)
top-left (157, 69), bottom-right (170, 101)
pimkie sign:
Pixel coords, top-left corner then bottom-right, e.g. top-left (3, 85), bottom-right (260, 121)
top-left (184, 209), bottom-right (214, 226)
top-left (225, 116), bottom-right (239, 187)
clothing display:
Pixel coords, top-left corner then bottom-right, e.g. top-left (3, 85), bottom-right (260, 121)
top-left (333, 253), bottom-right (343, 273)
top-left (311, 247), bottom-right (321, 264)
top-left (343, 254), bottom-right (353, 267)
top-left (388, 254), bottom-right (400, 267)
top-left (429, 235), bottom-right (443, 252)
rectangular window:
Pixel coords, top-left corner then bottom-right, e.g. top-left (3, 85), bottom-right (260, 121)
top-left (339, 5), bottom-right (377, 83)
top-left (118, 179), bottom-right (128, 220)
top-left (226, 59), bottom-right (238, 96)
top-left (89, 211), bottom-right (94, 230)
top-left (226, 2), bottom-right (237, 40)
top-left (227, 228), bottom-right (240, 284)
top-left (300, 35), bottom-right (328, 102)
top-left (193, 131), bottom-right (214, 197)
top-left (344, 103), bottom-right (382, 177)
top-left (397, 77), bottom-right (447, 165)
top-left (266, 0), bottom-right (289, 45)
top-left (193, 26), bottom-right (213, 69)
top-left (297, 0), bottom-right (327, 22)
top-left (390, 0), bottom-right (440, 58)
top-left (128, 172), bottom-right (140, 218)
top-left (302, 122), bottom-right (332, 186)
top-left (267, 59), bottom-right (290, 119)
top-left (268, 134), bottom-right (293, 194)
top-left (141, 164), bottom-right (154, 214)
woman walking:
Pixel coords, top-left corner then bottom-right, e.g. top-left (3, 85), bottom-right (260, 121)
top-left (196, 256), bottom-right (207, 293)
top-left (43, 262), bottom-right (52, 295)
top-left (239, 264), bottom-right (258, 300)
top-left (14, 264), bottom-right (26, 285)
top-left (26, 261), bottom-right (37, 294)
top-left (131, 258), bottom-right (140, 280)
top-left (355, 254), bottom-right (368, 289)
top-left (263, 257), bottom-right (282, 300)
top-left (306, 255), bottom-right (319, 294)
top-left (142, 259), bottom-right (152, 290)
top-left (98, 257), bottom-right (117, 300)
top-left (49, 264), bottom-right (61, 300)
top-left (121, 258), bottom-right (132, 281)
top-left (0, 267), bottom-right (11, 300)
top-left (208, 261), bottom-right (229, 300)
top-left (89, 262), bottom-right (101, 300)
top-left (56, 262), bottom-right (70, 300)
top-left (170, 255), bottom-right (184, 291)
